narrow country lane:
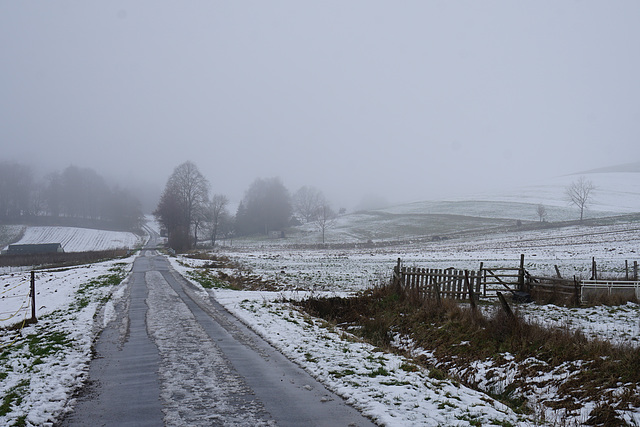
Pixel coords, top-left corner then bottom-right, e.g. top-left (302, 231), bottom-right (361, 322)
top-left (61, 235), bottom-right (374, 426)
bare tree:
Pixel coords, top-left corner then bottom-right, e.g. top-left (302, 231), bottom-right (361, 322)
top-left (155, 161), bottom-right (210, 251)
top-left (314, 203), bottom-right (336, 244)
top-left (206, 194), bottom-right (229, 248)
top-left (536, 204), bottom-right (547, 222)
top-left (566, 177), bottom-right (595, 222)
top-left (293, 186), bottom-right (325, 223)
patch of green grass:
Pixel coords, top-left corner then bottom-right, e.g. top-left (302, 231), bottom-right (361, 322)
top-left (367, 366), bottom-right (390, 377)
top-left (0, 379), bottom-right (29, 417)
top-left (428, 368), bottom-right (446, 381)
top-left (456, 414), bottom-right (482, 427)
top-left (329, 369), bottom-right (355, 378)
top-left (187, 270), bottom-right (234, 289)
top-left (490, 420), bottom-right (514, 427)
top-left (71, 269), bottom-right (126, 311)
top-left (380, 379), bottom-right (411, 386)
top-left (13, 414), bottom-right (27, 427)
top-left (27, 331), bottom-right (70, 358)
top-left (400, 362), bottom-right (418, 372)
top-left (437, 400), bottom-right (457, 410)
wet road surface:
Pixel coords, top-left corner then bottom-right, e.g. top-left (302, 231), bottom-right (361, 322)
top-left (61, 248), bottom-right (375, 426)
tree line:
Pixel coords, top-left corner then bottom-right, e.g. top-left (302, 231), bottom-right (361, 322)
top-left (154, 161), bottom-right (339, 251)
top-left (0, 161), bottom-right (144, 230)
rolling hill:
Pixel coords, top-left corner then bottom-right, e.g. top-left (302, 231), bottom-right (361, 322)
top-left (276, 168), bottom-right (640, 245)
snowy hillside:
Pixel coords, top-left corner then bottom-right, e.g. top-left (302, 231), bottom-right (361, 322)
top-left (475, 171), bottom-right (640, 216)
top-left (270, 170), bottom-right (639, 245)
top-left (4, 226), bottom-right (144, 252)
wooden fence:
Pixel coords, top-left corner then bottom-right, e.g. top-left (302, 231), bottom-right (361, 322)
top-left (392, 255), bottom-right (639, 306)
top-left (527, 276), bottom-right (580, 305)
top-left (392, 260), bottom-right (481, 303)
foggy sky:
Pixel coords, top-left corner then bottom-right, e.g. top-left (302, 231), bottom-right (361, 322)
top-left (2, 2), bottom-right (639, 211)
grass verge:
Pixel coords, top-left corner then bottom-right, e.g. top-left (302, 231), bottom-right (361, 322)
top-left (295, 284), bottom-right (640, 424)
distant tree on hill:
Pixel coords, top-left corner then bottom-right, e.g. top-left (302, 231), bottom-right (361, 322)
top-left (155, 161), bottom-right (210, 251)
top-left (566, 177), bottom-right (595, 222)
top-left (314, 203), bottom-right (337, 244)
top-left (293, 186), bottom-right (326, 223)
top-left (0, 162), bottom-right (143, 230)
top-left (58, 165), bottom-right (110, 219)
top-left (206, 194), bottom-right (229, 248)
top-left (536, 204), bottom-right (547, 222)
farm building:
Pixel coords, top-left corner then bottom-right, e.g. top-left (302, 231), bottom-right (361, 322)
top-left (4, 243), bottom-right (65, 255)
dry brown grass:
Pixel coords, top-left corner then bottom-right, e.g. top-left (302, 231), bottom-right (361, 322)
top-left (296, 283), bottom-right (640, 423)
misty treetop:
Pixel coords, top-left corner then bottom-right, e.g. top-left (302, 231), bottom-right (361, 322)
top-left (293, 186), bottom-right (326, 223)
top-left (234, 177), bottom-right (292, 237)
top-left (0, 161), bottom-right (143, 230)
top-left (154, 162), bottom-right (339, 250)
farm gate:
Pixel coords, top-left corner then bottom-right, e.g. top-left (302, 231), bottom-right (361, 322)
top-left (580, 280), bottom-right (640, 304)
top-left (392, 255), bottom-right (639, 306)
top-left (392, 260), bottom-right (482, 303)
top-left (392, 255), bottom-right (529, 303)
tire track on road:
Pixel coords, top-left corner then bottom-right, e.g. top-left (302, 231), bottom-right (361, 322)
top-left (146, 269), bottom-right (274, 426)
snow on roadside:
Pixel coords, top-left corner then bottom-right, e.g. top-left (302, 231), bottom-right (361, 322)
top-left (0, 256), bottom-right (136, 426)
top-left (1, 262), bottom-right (130, 329)
top-left (215, 289), bottom-right (530, 426)
top-left (169, 258), bottom-right (531, 425)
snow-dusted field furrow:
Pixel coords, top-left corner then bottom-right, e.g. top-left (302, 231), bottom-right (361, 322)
top-left (7, 226), bottom-right (143, 253)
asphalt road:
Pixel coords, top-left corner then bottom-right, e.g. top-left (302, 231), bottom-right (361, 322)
top-left (60, 233), bottom-right (374, 426)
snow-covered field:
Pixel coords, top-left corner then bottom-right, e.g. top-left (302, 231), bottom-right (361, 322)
top-left (0, 256), bottom-right (137, 426)
top-left (3, 226), bottom-right (143, 253)
top-left (172, 216), bottom-right (640, 426)
top-left (1, 171), bottom-right (639, 426)
top-left (216, 219), bottom-right (640, 294)
top-left (2, 219), bottom-right (639, 425)
top-left (479, 172), bottom-right (640, 216)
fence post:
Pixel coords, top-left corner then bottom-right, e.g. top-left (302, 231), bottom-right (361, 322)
top-left (496, 292), bottom-right (514, 320)
top-left (574, 276), bottom-right (580, 306)
top-left (30, 271), bottom-right (37, 323)
top-left (591, 257), bottom-right (598, 280)
top-left (634, 261), bottom-right (638, 281)
top-left (465, 270), bottom-right (477, 311)
top-left (393, 258), bottom-right (402, 292)
top-left (479, 262), bottom-right (485, 297)
top-left (554, 265), bottom-right (562, 279)
top-left (518, 254), bottom-right (525, 292)
top-left (625, 260), bottom-right (629, 281)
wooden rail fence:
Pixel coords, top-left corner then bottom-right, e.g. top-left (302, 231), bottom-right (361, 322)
top-left (393, 259), bottom-right (481, 303)
top-left (392, 255), bottom-right (639, 306)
